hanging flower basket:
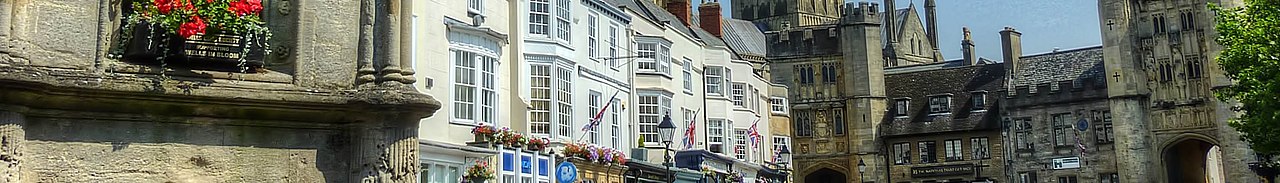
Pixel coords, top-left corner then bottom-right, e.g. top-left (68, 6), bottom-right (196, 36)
top-left (116, 0), bottom-right (273, 72)
top-left (122, 22), bottom-right (267, 70)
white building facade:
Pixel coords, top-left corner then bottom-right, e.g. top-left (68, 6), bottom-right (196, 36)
top-left (409, 0), bottom-right (524, 181)
top-left (409, 0), bottom-right (791, 182)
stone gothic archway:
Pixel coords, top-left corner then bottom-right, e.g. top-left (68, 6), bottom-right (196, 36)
top-left (804, 168), bottom-right (847, 183)
top-left (1162, 138), bottom-right (1226, 183)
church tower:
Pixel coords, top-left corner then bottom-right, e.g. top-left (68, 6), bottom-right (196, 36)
top-left (839, 2), bottom-right (887, 182)
top-left (1098, 0), bottom-right (1254, 182)
top-left (731, 0), bottom-right (841, 31)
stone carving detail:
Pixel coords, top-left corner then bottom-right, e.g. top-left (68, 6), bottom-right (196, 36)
top-left (0, 111), bottom-right (23, 183)
top-left (357, 0), bottom-right (416, 86)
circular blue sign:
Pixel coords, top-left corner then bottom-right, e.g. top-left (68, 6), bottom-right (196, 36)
top-left (556, 161), bottom-right (577, 183)
top-left (1076, 118), bottom-right (1089, 131)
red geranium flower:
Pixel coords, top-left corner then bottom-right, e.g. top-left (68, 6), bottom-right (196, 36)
top-left (227, 0), bottom-right (264, 16)
top-left (181, 0), bottom-right (195, 11)
top-left (178, 16), bottom-right (207, 38)
top-left (245, 0), bottom-right (263, 12)
top-left (154, 0), bottom-right (174, 14)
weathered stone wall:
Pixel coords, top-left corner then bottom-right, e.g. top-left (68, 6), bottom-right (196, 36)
top-left (21, 116), bottom-right (345, 182)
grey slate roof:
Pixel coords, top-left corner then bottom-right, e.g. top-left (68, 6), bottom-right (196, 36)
top-left (1009, 46), bottom-right (1105, 87)
top-left (721, 18), bottom-right (768, 58)
top-left (881, 64), bottom-right (1006, 136)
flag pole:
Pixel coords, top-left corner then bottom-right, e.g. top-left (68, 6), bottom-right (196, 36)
top-left (577, 90), bottom-right (622, 143)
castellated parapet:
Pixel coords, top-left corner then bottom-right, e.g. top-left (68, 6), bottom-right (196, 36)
top-left (1003, 78), bottom-right (1108, 109)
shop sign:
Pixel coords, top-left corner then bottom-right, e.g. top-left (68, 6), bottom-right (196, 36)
top-left (557, 161), bottom-right (577, 183)
top-left (1051, 157), bottom-right (1081, 170)
top-left (910, 164), bottom-right (973, 178)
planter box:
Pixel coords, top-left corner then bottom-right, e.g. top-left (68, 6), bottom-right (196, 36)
top-left (123, 23), bottom-right (267, 72)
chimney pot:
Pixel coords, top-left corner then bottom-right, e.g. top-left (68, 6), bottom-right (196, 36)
top-left (1001, 26), bottom-right (1024, 87)
top-left (698, 2), bottom-right (723, 37)
top-left (665, 0), bottom-right (692, 26)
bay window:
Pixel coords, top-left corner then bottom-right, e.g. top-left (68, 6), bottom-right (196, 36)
top-left (451, 49), bottom-right (498, 125)
top-left (638, 91), bottom-right (672, 146)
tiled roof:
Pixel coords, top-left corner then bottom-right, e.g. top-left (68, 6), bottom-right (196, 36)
top-left (605, 0), bottom-right (697, 38)
top-left (881, 64), bottom-right (1006, 136)
top-left (690, 26), bottom-right (727, 47)
top-left (1010, 46), bottom-right (1105, 87)
top-left (721, 18), bottom-right (768, 57)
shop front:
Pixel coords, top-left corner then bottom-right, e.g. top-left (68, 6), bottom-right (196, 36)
top-left (497, 146), bottom-right (554, 183)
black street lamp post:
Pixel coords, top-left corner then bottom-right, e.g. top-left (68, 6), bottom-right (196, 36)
top-left (658, 114), bottom-right (677, 183)
top-left (857, 159), bottom-right (867, 183)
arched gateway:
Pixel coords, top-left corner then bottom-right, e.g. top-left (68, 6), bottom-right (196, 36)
top-left (1162, 138), bottom-right (1226, 183)
top-left (804, 168), bottom-right (848, 183)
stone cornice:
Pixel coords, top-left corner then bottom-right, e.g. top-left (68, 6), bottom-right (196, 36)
top-left (0, 64), bottom-right (440, 123)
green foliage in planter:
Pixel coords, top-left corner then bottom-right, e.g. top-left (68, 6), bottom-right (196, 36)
top-left (127, 0), bottom-right (270, 38)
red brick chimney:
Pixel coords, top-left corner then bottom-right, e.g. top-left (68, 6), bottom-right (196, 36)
top-left (698, 2), bottom-right (723, 37)
top-left (666, 0), bottom-right (692, 26)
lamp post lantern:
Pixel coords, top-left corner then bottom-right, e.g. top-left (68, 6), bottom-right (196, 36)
top-left (658, 114), bottom-right (676, 183)
top-left (857, 159), bottom-right (867, 183)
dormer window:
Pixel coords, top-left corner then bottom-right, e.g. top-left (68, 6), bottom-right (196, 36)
top-left (972, 91), bottom-right (987, 111)
top-left (894, 98), bottom-right (910, 117)
top-left (928, 95), bottom-right (952, 114)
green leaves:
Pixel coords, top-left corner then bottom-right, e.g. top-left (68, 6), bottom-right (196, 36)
top-left (1212, 0), bottom-right (1280, 155)
top-left (127, 0), bottom-right (268, 36)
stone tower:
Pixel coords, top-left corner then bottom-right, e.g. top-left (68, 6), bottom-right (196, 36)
top-left (1097, 0), bottom-right (1255, 182)
top-left (730, 0), bottom-right (841, 31)
top-left (840, 2), bottom-right (887, 182)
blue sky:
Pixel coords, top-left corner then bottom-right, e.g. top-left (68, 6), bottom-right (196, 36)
top-left (694, 0), bottom-right (1103, 61)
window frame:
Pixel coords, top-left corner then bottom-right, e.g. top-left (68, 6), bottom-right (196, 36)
top-left (1095, 110), bottom-right (1114, 144)
top-left (554, 65), bottom-right (574, 138)
top-left (734, 128), bottom-right (749, 160)
top-left (731, 82), bottom-right (746, 107)
top-left (610, 99), bottom-right (621, 149)
top-left (529, 63), bottom-right (554, 135)
top-left (587, 90), bottom-right (601, 143)
top-left (1052, 113), bottom-right (1072, 147)
top-left (467, 0), bottom-right (483, 15)
top-left (449, 48), bottom-right (500, 126)
top-left (528, 0), bottom-right (551, 36)
top-left (972, 91), bottom-right (987, 111)
top-left (587, 14), bottom-right (599, 59)
top-left (1015, 118), bottom-right (1035, 151)
top-left (927, 94), bottom-right (952, 115)
top-left (608, 24), bottom-right (620, 68)
top-left (682, 58), bottom-right (694, 93)
top-left (707, 118), bottom-right (727, 153)
top-left (772, 137), bottom-right (791, 163)
top-left (705, 66), bottom-right (726, 96)
top-left (894, 98), bottom-right (911, 117)
top-left (637, 91), bottom-right (672, 147)
top-left (554, 0), bottom-right (571, 42)
top-left (769, 97), bottom-right (788, 114)
top-left (971, 137), bottom-right (991, 159)
top-left (944, 139), bottom-right (963, 161)
top-left (918, 141), bottom-right (937, 163)
top-left (893, 142), bottom-right (911, 165)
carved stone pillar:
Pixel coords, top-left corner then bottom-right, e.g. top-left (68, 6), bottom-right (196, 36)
top-left (0, 0), bottom-right (12, 54)
top-left (356, 0), bottom-right (378, 86)
top-left (352, 115), bottom-right (420, 183)
top-left (373, 0), bottom-right (405, 84)
top-left (396, 0), bottom-right (416, 84)
top-left (0, 109), bottom-right (25, 183)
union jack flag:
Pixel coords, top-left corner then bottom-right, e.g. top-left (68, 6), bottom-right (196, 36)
top-left (581, 91), bottom-right (621, 132)
top-left (770, 146), bottom-right (782, 163)
top-left (682, 109), bottom-right (700, 150)
top-left (747, 119), bottom-right (762, 149)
